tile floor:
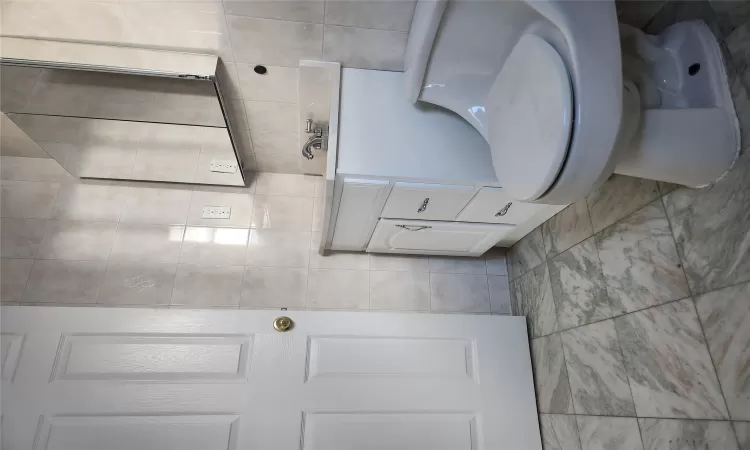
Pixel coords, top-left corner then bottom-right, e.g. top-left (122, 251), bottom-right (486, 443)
top-left (0, 156), bottom-right (511, 314)
top-left (510, 156), bottom-right (750, 448)
top-left (520, 2), bottom-right (750, 447)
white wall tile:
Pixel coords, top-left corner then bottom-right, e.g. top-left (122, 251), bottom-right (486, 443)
top-left (236, 63), bottom-right (299, 103)
top-left (369, 253), bottom-right (430, 272)
top-left (120, 183), bottom-right (193, 225)
top-left (171, 263), bottom-right (244, 307)
top-left (251, 195), bottom-right (313, 231)
top-left (241, 266), bottom-right (307, 309)
top-left (110, 224), bottom-right (185, 264)
top-left (0, 218), bottom-right (48, 259)
top-left (244, 101), bottom-right (298, 132)
top-left (188, 187), bottom-right (254, 228)
top-left (227, 16), bottom-right (323, 67)
top-left (306, 268), bottom-right (369, 310)
top-left (323, 25), bottom-right (407, 70)
top-left (0, 181), bottom-right (60, 219)
top-left (37, 220), bottom-right (117, 261)
top-left (0, 156), bottom-right (73, 183)
top-left (324, 0), bottom-right (416, 32)
top-left (180, 226), bottom-right (249, 266)
top-left (370, 270), bottom-right (430, 311)
top-left (246, 229), bottom-right (311, 267)
top-left (50, 181), bottom-right (128, 222)
top-left (99, 261), bottom-right (177, 306)
top-left (430, 273), bottom-right (491, 313)
top-left (0, 258), bottom-right (34, 303)
top-left (309, 232), bottom-right (370, 269)
top-left (23, 259), bottom-right (106, 304)
top-left (224, 0), bottom-right (324, 23)
top-left (253, 173), bottom-right (316, 197)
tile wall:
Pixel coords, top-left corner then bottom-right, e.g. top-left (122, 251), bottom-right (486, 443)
top-left (515, 3), bottom-right (750, 448)
top-left (0, 0), bottom-right (416, 174)
top-left (0, 155), bottom-right (511, 313)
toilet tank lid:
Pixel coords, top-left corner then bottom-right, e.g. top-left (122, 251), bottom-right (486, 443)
top-left (487, 34), bottom-right (573, 202)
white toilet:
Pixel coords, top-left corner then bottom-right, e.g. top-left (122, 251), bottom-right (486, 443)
top-left (405, 0), bottom-right (741, 203)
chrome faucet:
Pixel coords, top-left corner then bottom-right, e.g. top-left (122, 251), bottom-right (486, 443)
top-left (302, 119), bottom-right (327, 160)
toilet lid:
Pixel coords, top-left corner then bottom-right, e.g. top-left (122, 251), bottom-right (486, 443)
top-left (487, 34), bottom-right (573, 201)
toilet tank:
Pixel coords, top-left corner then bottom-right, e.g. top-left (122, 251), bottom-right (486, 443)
top-left (404, 0), bottom-right (548, 137)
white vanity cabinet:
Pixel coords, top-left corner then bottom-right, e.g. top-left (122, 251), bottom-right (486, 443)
top-left (319, 67), bottom-right (567, 256)
top-left (367, 219), bottom-right (513, 256)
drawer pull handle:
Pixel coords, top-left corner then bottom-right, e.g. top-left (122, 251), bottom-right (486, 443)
top-left (495, 202), bottom-right (512, 217)
top-left (417, 198), bottom-right (430, 213)
top-left (396, 225), bottom-right (432, 232)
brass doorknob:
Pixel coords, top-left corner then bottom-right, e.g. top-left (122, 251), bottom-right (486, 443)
top-left (273, 316), bottom-right (294, 332)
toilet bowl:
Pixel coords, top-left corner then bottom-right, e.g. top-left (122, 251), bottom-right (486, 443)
top-left (405, 0), bottom-right (741, 204)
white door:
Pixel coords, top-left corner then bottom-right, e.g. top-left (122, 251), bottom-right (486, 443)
top-left (368, 219), bottom-right (514, 256)
top-left (1, 307), bottom-right (541, 450)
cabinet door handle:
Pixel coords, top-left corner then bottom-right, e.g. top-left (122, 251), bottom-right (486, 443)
top-left (417, 198), bottom-right (430, 213)
top-left (396, 225), bottom-right (432, 231)
top-left (495, 202), bottom-right (512, 217)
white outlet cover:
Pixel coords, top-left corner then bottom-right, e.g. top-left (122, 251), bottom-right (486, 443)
top-left (201, 205), bottom-right (231, 219)
top-left (209, 159), bottom-right (238, 174)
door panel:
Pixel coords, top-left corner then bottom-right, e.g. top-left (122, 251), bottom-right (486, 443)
top-left (1, 307), bottom-right (541, 450)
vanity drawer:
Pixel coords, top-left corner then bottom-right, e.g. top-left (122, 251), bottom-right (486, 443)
top-left (456, 187), bottom-right (547, 224)
top-left (381, 182), bottom-right (476, 221)
top-left (367, 219), bottom-right (513, 256)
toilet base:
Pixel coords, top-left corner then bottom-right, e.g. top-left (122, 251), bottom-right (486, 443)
top-left (614, 20), bottom-right (740, 187)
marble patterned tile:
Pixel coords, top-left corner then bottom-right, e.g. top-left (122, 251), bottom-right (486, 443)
top-left (549, 237), bottom-right (616, 330)
top-left (369, 270), bottom-right (430, 312)
top-left (736, 422), bottom-right (750, 450)
top-left (586, 174), bottom-right (659, 233)
top-left (596, 200), bottom-right (690, 313)
top-left (0, 258), bottom-right (34, 303)
top-left (561, 320), bottom-right (636, 416)
top-left (695, 281), bottom-right (750, 420)
top-left (639, 418), bottom-right (738, 450)
top-left (508, 226), bottom-right (545, 280)
top-left (576, 416), bottom-right (643, 450)
top-left (539, 414), bottom-right (581, 450)
top-left (542, 199), bottom-right (594, 258)
top-left (488, 275), bottom-right (512, 315)
top-left (241, 266), bottom-right (307, 309)
top-left (429, 273), bottom-right (490, 313)
top-left (530, 334), bottom-right (574, 414)
top-left (512, 263), bottom-right (558, 338)
top-left (663, 151), bottom-right (750, 294)
top-left (615, 299), bottom-right (729, 419)
top-left (616, 0), bottom-right (668, 29)
top-left (722, 9), bottom-right (750, 69)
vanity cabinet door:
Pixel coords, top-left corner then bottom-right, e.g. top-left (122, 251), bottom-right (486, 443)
top-left (381, 182), bottom-right (476, 221)
top-left (367, 219), bottom-right (513, 256)
top-left (330, 178), bottom-right (391, 251)
top-left (456, 187), bottom-right (547, 224)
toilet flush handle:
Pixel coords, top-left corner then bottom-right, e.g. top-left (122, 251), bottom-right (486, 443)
top-left (417, 198), bottom-right (430, 213)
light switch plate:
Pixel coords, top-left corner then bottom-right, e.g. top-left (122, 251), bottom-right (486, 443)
top-left (209, 159), bottom-right (238, 173)
top-left (201, 205), bottom-right (231, 219)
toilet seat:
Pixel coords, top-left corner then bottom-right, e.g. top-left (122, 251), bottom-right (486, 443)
top-left (487, 34), bottom-right (573, 201)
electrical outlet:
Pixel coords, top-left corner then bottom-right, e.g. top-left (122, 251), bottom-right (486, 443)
top-left (209, 159), bottom-right (238, 173)
top-left (201, 205), bottom-right (231, 219)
